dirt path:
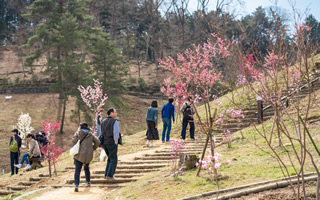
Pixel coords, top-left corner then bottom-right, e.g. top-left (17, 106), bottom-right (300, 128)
top-left (9, 140), bottom-right (174, 199)
top-left (33, 187), bottom-right (110, 200)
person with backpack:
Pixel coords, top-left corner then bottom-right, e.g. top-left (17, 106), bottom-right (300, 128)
top-left (180, 97), bottom-right (195, 140)
top-left (72, 123), bottom-right (100, 192)
top-left (9, 129), bottom-right (22, 176)
top-left (146, 100), bottom-right (159, 147)
top-left (15, 134), bottom-right (41, 170)
top-left (161, 98), bottom-right (175, 142)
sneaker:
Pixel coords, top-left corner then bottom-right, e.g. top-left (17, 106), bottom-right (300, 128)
top-left (14, 164), bottom-right (22, 169)
top-left (24, 164), bottom-right (31, 170)
top-left (74, 187), bottom-right (79, 192)
top-left (149, 143), bottom-right (153, 147)
top-left (86, 182), bottom-right (91, 187)
top-left (146, 141), bottom-right (149, 145)
top-left (106, 176), bottom-right (115, 180)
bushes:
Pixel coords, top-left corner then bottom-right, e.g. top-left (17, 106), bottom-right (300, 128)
top-left (138, 77), bottom-right (146, 89)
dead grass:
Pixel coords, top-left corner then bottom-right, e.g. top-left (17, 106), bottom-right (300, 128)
top-left (106, 90), bottom-right (320, 200)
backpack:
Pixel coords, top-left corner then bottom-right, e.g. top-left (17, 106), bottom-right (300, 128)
top-left (183, 103), bottom-right (192, 120)
top-left (10, 136), bottom-right (18, 153)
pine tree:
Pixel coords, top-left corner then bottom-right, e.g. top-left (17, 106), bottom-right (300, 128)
top-left (90, 33), bottom-right (128, 104)
top-left (22, 0), bottom-right (99, 133)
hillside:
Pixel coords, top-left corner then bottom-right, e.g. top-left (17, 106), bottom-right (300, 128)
top-left (0, 79), bottom-right (319, 200)
top-left (0, 93), bottom-right (167, 174)
top-left (0, 46), bottom-right (170, 86)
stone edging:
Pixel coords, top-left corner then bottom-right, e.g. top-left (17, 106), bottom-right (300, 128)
top-left (179, 172), bottom-right (316, 200)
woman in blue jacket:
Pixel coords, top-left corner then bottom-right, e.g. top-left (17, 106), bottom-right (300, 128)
top-left (146, 101), bottom-right (159, 147)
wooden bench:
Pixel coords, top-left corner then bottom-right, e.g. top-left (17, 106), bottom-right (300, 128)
top-left (30, 157), bottom-right (44, 170)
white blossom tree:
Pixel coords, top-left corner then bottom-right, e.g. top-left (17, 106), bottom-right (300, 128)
top-left (16, 113), bottom-right (34, 148)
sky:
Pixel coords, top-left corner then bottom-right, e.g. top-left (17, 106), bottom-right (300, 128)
top-left (187, 0), bottom-right (320, 21)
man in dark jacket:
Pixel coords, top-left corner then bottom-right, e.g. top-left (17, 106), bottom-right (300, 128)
top-left (9, 129), bottom-right (21, 176)
top-left (101, 107), bottom-right (120, 179)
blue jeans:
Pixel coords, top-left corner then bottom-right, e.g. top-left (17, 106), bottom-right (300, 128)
top-left (10, 150), bottom-right (19, 175)
top-left (74, 159), bottom-right (90, 187)
top-left (162, 117), bottom-right (172, 142)
top-left (96, 124), bottom-right (102, 137)
top-left (181, 119), bottom-right (195, 140)
top-left (20, 153), bottom-right (30, 165)
top-left (104, 144), bottom-right (118, 178)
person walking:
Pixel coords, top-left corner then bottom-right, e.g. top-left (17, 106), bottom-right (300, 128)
top-left (72, 123), bottom-right (100, 192)
top-left (161, 98), bottom-right (175, 142)
top-left (9, 129), bottom-right (21, 176)
top-left (96, 110), bottom-right (104, 137)
top-left (15, 134), bottom-right (41, 170)
top-left (146, 100), bottom-right (159, 147)
top-left (101, 107), bottom-right (120, 179)
top-left (180, 97), bottom-right (195, 140)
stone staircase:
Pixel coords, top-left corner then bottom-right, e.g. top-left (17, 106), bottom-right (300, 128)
top-left (0, 173), bottom-right (50, 196)
top-left (214, 72), bottom-right (320, 135)
top-left (62, 138), bottom-right (213, 189)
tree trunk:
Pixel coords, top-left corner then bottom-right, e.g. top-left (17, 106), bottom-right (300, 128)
top-left (59, 98), bottom-right (67, 134)
top-left (209, 135), bottom-right (218, 181)
top-left (48, 160), bottom-right (52, 177)
top-left (196, 135), bottom-right (209, 176)
top-left (317, 176), bottom-right (320, 200)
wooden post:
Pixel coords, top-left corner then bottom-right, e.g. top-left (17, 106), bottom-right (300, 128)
top-left (257, 95), bottom-right (263, 124)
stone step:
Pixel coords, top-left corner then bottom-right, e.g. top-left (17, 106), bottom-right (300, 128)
top-left (65, 166), bottom-right (75, 170)
top-left (93, 169), bottom-right (159, 174)
top-left (117, 164), bottom-right (166, 169)
top-left (65, 178), bottom-right (137, 184)
top-left (7, 186), bottom-right (30, 191)
top-left (145, 152), bottom-right (200, 157)
top-left (220, 123), bottom-right (251, 128)
top-left (18, 181), bottom-right (38, 186)
top-left (119, 160), bottom-right (168, 165)
top-left (160, 149), bottom-right (204, 153)
top-left (135, 156), bottom-right (172, 160)
top-left (82, 174), bottom-right (142, 179)
top-left (244, 110), bottom-right (275, 115)
top-left (29, 177), bottom-right (46, 182)
top-left (54, 184), bottom-right (123, 188)
top-left (214, 127), bottom-right (242, 133)
top-left (0, 190), bottom-right (15, 195)
top-left (164, 147), bottom-right (204, 151)
top-left (38, 174), bottom-right (50, 177)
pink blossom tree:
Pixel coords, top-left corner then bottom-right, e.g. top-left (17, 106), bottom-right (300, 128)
top-left (160, 33), bottom-right (233, 179)
top-left (170, 139), bottom-right (186, 177)
top-left (77, 79), bottom-right (108, 134)
top-left (40, 118), bottom-right (62, 177)
top-left (236, 22), bottom-right (320, 199)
